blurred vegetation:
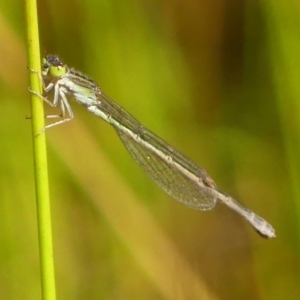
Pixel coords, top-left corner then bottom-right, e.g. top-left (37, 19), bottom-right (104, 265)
top-left (0, 0), bottom-right (299, 299)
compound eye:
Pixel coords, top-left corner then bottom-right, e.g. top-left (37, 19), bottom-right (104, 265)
top-left (49, 64), bottom-right (67, 77)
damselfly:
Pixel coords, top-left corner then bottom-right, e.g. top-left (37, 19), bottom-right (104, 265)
top-left (30, 55), bottom-right (276, 238)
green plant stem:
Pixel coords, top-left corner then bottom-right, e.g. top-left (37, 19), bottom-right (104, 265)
top-left (25, 0), bottom-right (56, 299)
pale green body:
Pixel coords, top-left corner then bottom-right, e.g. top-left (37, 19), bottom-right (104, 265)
top-left (34, 55), bottom-right (276, 239)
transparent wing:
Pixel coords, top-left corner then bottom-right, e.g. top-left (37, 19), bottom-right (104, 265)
top-left (116, 127), bottom-right (218, 211)
top-left (87, 91), bottom-right (218, 210)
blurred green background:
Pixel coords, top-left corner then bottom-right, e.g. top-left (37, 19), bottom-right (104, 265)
top-left (0, 0), bottom-right (299, 299)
